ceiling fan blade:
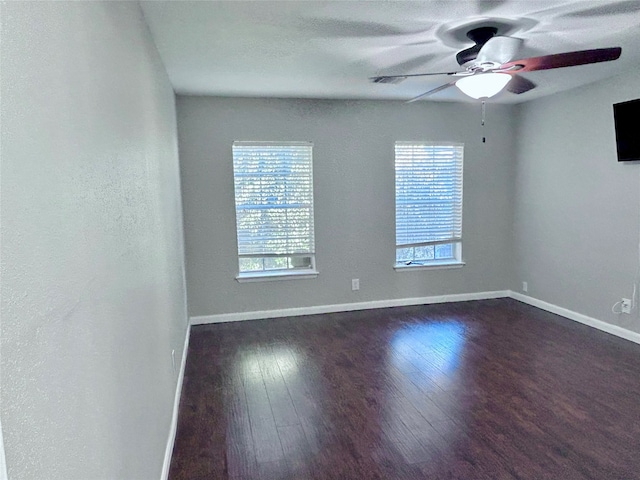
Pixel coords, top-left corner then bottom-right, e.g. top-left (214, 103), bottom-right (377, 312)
top-left (371, 70), bottom-right (464, 83)
top-left (500, 47), bottom-right (621, 73)
top-left (506, 75), bottom-right (536, 94)
top-left (406, 81), bottom-right (456, 103)
top-left (476, 36), bottom-right (524, 65)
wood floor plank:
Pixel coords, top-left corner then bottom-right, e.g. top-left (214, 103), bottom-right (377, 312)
top-left (240, 358), bottom-right (285, 464)
top-left (260, 345), bottom-right (301, 428)
top-left (170, 299), bottom-right (640, 479)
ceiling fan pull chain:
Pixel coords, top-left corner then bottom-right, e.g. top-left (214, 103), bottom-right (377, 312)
top-left (481, 101), bottom-right (487, 143)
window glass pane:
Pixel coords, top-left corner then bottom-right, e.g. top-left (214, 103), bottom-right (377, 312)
top-left (414, 245), bottom-right (435, 261)
top-left (290, 256), bottom-right (312, 268)
top-left (396, 247), bottom-right (413, 263)
top-left (264, 257), bottom-right (288, 270)
top-left (435, 243), bottom-right (454, 259)
top-left (239, 257), bottom-right (263, 272)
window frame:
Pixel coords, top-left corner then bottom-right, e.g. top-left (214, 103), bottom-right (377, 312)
top-left (394, 141), bottom-right (464, 271)
top-left (232, 141), bottom-right (318, 282)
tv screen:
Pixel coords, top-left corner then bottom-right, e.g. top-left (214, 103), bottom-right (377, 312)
top-left (613, 98), bottom-right (640, 162)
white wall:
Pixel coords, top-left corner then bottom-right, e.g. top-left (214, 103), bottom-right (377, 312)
top-left (177, 97), bottom-right (516, 317)
top-left (0, 2), bottom-right (188, 479)
top-left (513, 68), bottom-right (640, 333)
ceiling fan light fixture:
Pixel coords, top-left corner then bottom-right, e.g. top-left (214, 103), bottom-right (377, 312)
top-left (455, 73), bottom-right (511, 99)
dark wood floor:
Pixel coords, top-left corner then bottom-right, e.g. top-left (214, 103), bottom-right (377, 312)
top-left (169, 299), bottom-right (640, 480)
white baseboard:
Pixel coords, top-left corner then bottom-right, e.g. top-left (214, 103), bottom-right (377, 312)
top-left (190, 290), bottom-right (511, 325)
top-left (509, 291), bottom-right (640, 345)
top-left (190, 289), bottom-right (640, 346)
top-left (161, 324), bottom-right (191, 480)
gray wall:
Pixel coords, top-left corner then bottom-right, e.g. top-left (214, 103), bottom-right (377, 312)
top-left (513, 68), bottom-right (640, 333)
top-left (0, 419), bottom-right (5, 480)
top-left (1, 2), bottom-right (188, 479)
top-left (177, 96), bottom-right (516, 317)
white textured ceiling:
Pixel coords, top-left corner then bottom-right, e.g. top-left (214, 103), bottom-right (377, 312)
top-left (140, 1), bottom-right (640, 103)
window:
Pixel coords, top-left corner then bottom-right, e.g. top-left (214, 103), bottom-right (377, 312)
top-left (232, 141), bottom-right (317, 280)
top-left (395, 142), bottom-right (464, 268)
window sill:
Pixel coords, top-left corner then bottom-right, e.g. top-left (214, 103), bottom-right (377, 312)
top-left (394, 261), bottom-right (465, 272)
top-left (236, 270), bottom-right (319, 283)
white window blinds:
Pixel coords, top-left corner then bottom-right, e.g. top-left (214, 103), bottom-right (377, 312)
top-left (232, 141), bottom-right (315, 257)
top-left (395, 142), bottom-right (464, 248)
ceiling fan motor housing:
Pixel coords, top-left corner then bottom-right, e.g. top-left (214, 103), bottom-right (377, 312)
top-left (456, 26), bottom-right (498, 66)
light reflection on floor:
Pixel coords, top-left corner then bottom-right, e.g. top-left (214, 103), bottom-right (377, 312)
top-left (238, 345), bottom-right (300, 379)
top-left (226, 344), bottom-right (319, 475)
top-left (391, 321), bottom-right (466, 379)
top-left (384, 321), bottom-right (466, 463)
top-left (222, 321), bottom-right (468, 473)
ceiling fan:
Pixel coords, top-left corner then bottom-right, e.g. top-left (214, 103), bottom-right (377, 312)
top-left (370, 26), bottom-right (622, 102)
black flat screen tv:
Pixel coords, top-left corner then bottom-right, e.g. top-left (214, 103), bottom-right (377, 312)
top-left (613, 98), bottom-right (640, 162)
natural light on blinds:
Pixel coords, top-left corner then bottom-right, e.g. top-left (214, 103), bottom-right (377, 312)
top-left (395, 142), bottom-right (464, 248)
top-left (232, 141), bottom-right (315, 258)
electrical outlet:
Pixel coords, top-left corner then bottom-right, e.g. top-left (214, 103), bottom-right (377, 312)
top-left (522, 281), bottom-right (528, 293)
top-left (351, 278), bottom-right (360, 291)
top-left (621, 298), bottom-right (631, 314)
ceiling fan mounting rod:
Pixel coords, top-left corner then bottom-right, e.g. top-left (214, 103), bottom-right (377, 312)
top-left (456, 26), bottom-right (499, 66)
top-left (466, 26), bottom-right (498, 44)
